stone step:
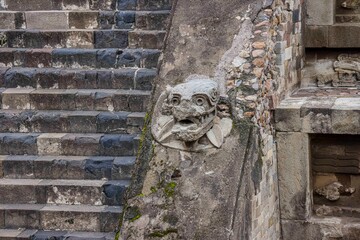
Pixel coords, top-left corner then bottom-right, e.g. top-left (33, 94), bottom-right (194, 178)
top-left (0, 204), bottom-right (122, 232)
top-left (0, 48), bottom-right (160, 69)
top-left (336, 14), bottom-right (360, 23)
top-left (0, 110), bottom-right (145, 134)
top-left (1, 88), bottom-right (150, 112)
top-left (0, 0), bottom-right (172, 11)
top-left (0, 133), bottom-right (139, 156)
top-left (0, 228), bottom-right (115, 240)
top-left (0, 67), bottom-right (156, 90)
top-left (0, 155), bottom-right (135, 180)
top-left (0, 0), bottom-right (119, 11)
top-left (0, 29), bottom-right (166, 49)
top-left (0, 179), bottom-right (130, 205)
top-left (0, 10), bottom-right (170, 30)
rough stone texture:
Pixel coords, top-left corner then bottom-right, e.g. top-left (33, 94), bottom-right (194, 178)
top-left (25, 12), bottom-right (68, 30)
top-left (306, 0), bottom-right (336, 25)
top-left (277, 132), bottom-right (311, 220)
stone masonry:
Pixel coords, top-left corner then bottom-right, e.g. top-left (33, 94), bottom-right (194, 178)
top-left (0, 0), bottom-right (171, 239)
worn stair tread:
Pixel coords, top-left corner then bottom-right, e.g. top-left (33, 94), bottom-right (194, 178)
top-left (0, 109), bottom-right (145, 133)
top-left (0, 48), bottom-right (161, 69)
top-left (0, 228), bottom-right (115, 239)
top-left (0, 178), bottom-right (130, 205)
top-left (1, 88), bottom-right (151, 112)
top-left (0, 132), bottom-right (139, 156)
top-left (0, 204), bottom-right (122, 232)
top-left (0, 154), bottom-right (135, 180)
top-left (1, 29), bottom-right (166, 49)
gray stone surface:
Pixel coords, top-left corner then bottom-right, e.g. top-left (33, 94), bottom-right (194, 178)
top-left (25, 12), bottom-right (68, 29)
top-left (306, 0), bottom-right (335, 25)
top-left (277, 132), bottom-right (310, 220)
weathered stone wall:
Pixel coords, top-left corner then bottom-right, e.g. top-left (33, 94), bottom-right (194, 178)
top-left (119, 0), bottom-right (306, 239)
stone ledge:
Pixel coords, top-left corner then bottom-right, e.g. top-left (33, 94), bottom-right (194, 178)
top-left (306, 24), bottom-right (360, 48)
top-left (275, 88), bottom-right (360, 134)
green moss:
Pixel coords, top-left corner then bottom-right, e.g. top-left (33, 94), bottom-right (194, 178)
top-left (150, 186), bottom-right (158, 193)
top-left (148, 228), bottom-right (178, 238)
top-left (123, 206), bottom-right (142, 223)
top-left (164, 182), bottom-right (177, 198)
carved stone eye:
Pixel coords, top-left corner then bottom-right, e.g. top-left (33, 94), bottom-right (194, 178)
top-left (171, 95), bottom-right (181, 105)
top-left (194, 96), bottom-right (206, 106)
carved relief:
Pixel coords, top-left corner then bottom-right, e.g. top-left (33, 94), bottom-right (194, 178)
top-left (316, 54), bottom-right (360, 87)
top-left (341, 0), bottom-right (360, 9)
top-left (151, 76), bottom-right (232, 151)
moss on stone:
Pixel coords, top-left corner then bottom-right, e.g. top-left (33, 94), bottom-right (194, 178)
top-left (164, 182), bottom-right (177, 198)
top-left (148, 228), bottom-right (178, 238)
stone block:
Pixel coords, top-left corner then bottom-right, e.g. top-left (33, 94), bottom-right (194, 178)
top-left (115, 11), bottom-right (135, 29)
top-left (96, 49), bottom-right (118, 68)
top-left (102, 180), bottom-right (129, 205)
top-left (305, 26), bottom-right (328, 48)
top-left (14, 12), bottom-right (26, 29)
top-left (31, 230), bottom-right (67, 240)
top-left (96, 112), bottom-right (129, 133)
top-left (89, 0), bottom-right (116, 10)
top-left (75, 90), bottom-right (95, 110)
top-left (3, 156), bottom-right (36, 179)
top-left (277, 132), bottom-right (310, 220)
top-left (61, 134), bottom-right (101, 156)
top-left (112, 156), bottom-right (135, 180)
top-left (96, 70), bottom-right (113, 89)
top-left (37, 133), bottom-right (66, 155)
top-left (134, 69), bottom-right (156, 90)
top-left (100, 207), bottom-right (122, 231)
top-left (30, 90), bottom-right (76, 110)
top-left (30, 111), bottom-right (68, 133)
top-left (128, 92), bottom-right (150, 112)
top-left (93, 91), bottom-right (115, 111)
top-left (128, 30), bottom-right (165, 49)
top-left (35, 69), bottom-right (62, 89)
top-left (1, 88), bottom-right (33, 110)
top-left (117, 0), bottom-right (136, 10)
top-left (275, 98), bottom-right (307, 132)
top-left (0, 49), bottom-right (14, 67)
top-left (6, 0), bottom-right (53, 10)
top-left (4, 68), bottom-right (37, 88)
top-left (59, 70), bottom-right (97, 89)
top-left (40, 205), bottom-right (105, 231)
top-left (98, 11), bottom-right (115, 29)
top-left (84, 157), bottom-right (114, 180)
top-left (68, 111), bottom-right (98, 133)
top-left (140, 49), bottom-right (161, 68)
top-left (94, 30), bottom-right (128, 48)
top-left (137, 0), bottom-right (172, 10)
top-left (281, 220), bottom-right (322, 240)
top-left (5, 207), bottom-right (42, 229)
top-left (59, 0), bottom-right (90, 10)
top-left (300, 98), bottom-right (336, 134)
top-left (135, 11), bottom-right (169, 30)
top-left (6, 31), bottom-right (25, 48)
top-left (0, 12), bottom-right (15, 29)
top-left (24, 49), bottom-right (52, 68)
top-left (34, 156), bottom-right (87, 179)
top-left (45, 180), bottom-right (105, 205)
top-left (66, 31), bottom-right (94, 48)
top-left (0, 179), bottom-right (42, 204)
top-left (306, 0), bottom-right (335, 25)
top-left (99, 134), bottom-right (135, 156)
top-left (69, 11), bottom-right (99, 29)
top-left (24, 31), bottom-right (67, 48)
top-left (328, 25), bottom-right (360, 48)
top-left (26, 12), bottom-right (68, 29)
top-left (52, 49), bottom-right (97, 68)
top-left (112, 69), bottom-right (135, 89)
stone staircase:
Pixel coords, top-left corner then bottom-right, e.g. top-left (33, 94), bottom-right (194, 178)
top-left (0, 0), bottom-right (170, 239)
